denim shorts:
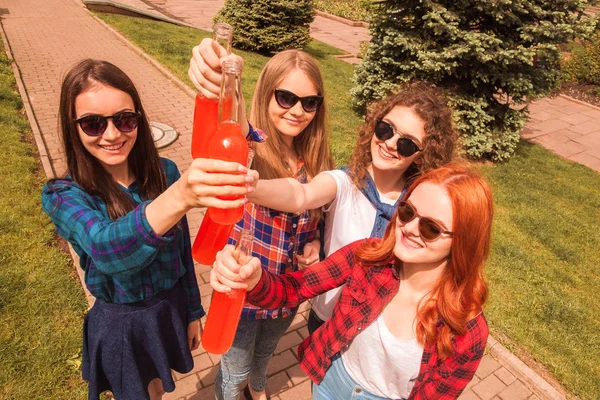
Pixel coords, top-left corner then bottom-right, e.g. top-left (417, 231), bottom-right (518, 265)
top-left (313, 353), bottom-right (401, 400)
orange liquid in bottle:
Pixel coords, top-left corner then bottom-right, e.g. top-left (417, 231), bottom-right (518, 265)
top-left (207, 121), bottom-right (248, 225)
top-left (192, 209), bottom-right (234, 265)
top-left (202, 229), bottom-right (253, 354)
top-left (201, 289), bottom-right (247, 354)
top-left (191, 95), bottom-right (232, 159)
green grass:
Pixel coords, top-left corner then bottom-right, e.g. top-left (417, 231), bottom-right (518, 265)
top-left (0, 46), bottom-right (89, 397)
top-left (481, 143), bottom-right (600, 399)
top-left (97, 13), bottom-right (600, 400)
top-left (314, 0), bottom-right (373, 22)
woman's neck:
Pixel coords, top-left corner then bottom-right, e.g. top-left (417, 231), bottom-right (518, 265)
top-left (400, 259), bottom-right (447, 297)
top-left (104, 163), bottom-right (135, 188)
top-left (368, 164), bottom-right (406, 198)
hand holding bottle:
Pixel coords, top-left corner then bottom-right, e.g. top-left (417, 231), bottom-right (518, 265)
top-left (202, 230), bottom-right (254, 354)
top-left (210, 244), bottom-right (263, 293)
top-left (189, 38), bottom-right (245, 99)
top-left (175, 158), bottom-right (254, 210)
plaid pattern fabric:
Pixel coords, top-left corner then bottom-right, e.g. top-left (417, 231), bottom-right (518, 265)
top-left (41, 158), bottom-right (204, 322)
top-left (248, 239), bottom-right (489, 398)
top-left (229, 162), bottom-right (318, 319)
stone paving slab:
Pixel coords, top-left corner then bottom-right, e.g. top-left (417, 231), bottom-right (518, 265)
top-left (0, 0), bottom-right (576, 399)
top-left (525, 95), bottom-right (600, 172)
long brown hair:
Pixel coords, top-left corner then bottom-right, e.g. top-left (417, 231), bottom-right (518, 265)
top-left (355, 163), bottom-right (492, 359)
top-left (50, 59), bottom-right (166, 219)
top-left (348, 82), bottom-right (456, 190)
top-left (249, 50), bottom-right (334, 220)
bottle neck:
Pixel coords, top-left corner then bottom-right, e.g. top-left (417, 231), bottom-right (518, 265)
top-left (219, 64), bottom-right (241, 124)
top-left (213, 22), bottom-right (233, 55)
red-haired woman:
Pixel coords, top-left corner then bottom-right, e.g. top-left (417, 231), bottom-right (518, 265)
top-left (211, 163), bottom-right (493, 399)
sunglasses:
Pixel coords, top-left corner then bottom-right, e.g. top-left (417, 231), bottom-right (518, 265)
top-left (74, 111), bottom-right (141, 137)
top-left (397, 201), bottom-right (453, 241)
top-left (375, 120), bottom-right (422, 158)
top-left (274, 89), bottom-right (323, 113)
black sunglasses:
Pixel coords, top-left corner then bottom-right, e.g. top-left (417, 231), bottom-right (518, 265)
top-left (274, 88), bottom-right (323, 113)
top-left (397, 201), bottom-right (453, 241)
top-left (375, 120), bottom-right (422, 158)
top-left (74, 111), bottom-right (141, 137)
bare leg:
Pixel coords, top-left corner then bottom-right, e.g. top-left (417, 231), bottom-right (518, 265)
top-left (148, 378), bottom-right (165, 400)
top-left (248, 385), bottom-right (268, 400)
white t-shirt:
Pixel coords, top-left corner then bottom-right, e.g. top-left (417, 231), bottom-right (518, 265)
top-left (341, 314), bottom-right (423, 399)
top-left (311, 169), bottom-right (397, 321)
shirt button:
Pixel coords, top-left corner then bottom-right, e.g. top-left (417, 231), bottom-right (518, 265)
top-left (289, 242), bottom-right (294, 247)
top-left (355, 388), bottom-right (362, 394)
top-left (288, 258), bottom-right (292, 263)
top-left (292, 223), bottom-right (297, 228)
top-left (357, 326), bottom-right (361, 331)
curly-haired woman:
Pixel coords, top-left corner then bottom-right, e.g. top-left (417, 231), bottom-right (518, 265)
top-left (246, 82), bottom-right (457, 333)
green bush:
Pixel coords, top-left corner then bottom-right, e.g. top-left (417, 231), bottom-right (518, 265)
top-left (215, 0), bottom-right (315, 55)
top-left (352, 1), bottom-right (596, 161)
top-left (562, 36), bottom-right (600, 85)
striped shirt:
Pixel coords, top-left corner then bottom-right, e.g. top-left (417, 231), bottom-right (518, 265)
top-left (41, 158), bottom-right (204, 322)
top-left (229, 162), bottom-right (319, 319)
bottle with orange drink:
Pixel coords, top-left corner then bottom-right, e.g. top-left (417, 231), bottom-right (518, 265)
top-left (202, 229), bottom-right (253, 354)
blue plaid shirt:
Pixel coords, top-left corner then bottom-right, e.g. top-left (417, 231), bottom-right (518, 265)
top-left (41, 158), bottom-right (204, 322)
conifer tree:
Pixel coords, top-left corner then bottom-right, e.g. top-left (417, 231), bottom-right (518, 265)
top-left (215, 0), bottom-right (315, 55)
top-left (352, 0), bottom-right (596, 160)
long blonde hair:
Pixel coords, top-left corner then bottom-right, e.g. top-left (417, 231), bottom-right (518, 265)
top-left (249, 50), bottom-right (334, 184)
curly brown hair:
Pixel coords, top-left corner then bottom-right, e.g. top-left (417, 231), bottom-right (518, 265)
top-left (348, 82), bottom-right (457, 189)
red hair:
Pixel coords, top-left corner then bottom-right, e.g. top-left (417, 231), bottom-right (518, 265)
top-left (355, 163), bottom-right (493, 359)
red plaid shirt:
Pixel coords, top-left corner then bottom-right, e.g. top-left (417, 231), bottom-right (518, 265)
top-left (248, 239), bottom-right (489, 399)
top-left (229, 162), bottom-right (318, 319)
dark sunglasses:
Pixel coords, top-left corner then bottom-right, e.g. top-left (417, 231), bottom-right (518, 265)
top-left (74, 111), bottom-right (141, 137)
top-left (274, 88), bottom-right (323, 113)
top-left (375, 119), bottom-right (422, 158)
top-left (397, 201), bottom-right (453, 241)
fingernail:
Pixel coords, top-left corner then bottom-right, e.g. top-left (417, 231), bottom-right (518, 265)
top-left (238, 165), bottom-right (248, 173)
top-left (246, 185), bottom-right (255, 193)
top-left (245, 175), bottom-right (254, 183)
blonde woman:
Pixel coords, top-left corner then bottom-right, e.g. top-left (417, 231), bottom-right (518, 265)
top-left (189, 41), bottom-right (334, 400)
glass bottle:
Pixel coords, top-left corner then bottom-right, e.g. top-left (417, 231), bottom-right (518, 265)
top-left (190, 22), bottom-right (233, 159)
top-left (192, 59), bottom-right (248, 263)
top-left (202, 229), bottom-right (253, 354)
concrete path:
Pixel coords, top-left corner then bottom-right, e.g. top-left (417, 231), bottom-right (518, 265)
top-left (523, 95), bottom-right (600, 171)
top-left (0, 0), bottom-right (579, 399)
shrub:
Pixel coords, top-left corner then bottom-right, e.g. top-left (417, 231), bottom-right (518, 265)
top-left (562, 35), bottom-right (600, 85)
top-left (352, 1), bottom-right (596, 161)
top-left (215, 0), bottom-right (315, 55)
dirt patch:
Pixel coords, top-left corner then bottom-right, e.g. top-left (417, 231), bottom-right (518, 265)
top-left (559, 82), bottom-right (600, 108)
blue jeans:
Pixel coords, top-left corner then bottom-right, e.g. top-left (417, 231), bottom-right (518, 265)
top-left (313, 354), bottom-right (397, 400)
top-left (214, 313), bottom-right (295, 400)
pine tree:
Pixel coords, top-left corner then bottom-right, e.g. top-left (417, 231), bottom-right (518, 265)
top-left (352, 0), bottom-right (596, 161)
top-left (215, 0), bottom-right (315, 55)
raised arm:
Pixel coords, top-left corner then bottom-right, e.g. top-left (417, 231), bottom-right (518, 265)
top-left (210, 240), bottom-right (364, 309)
top-left (42, 159), bottom-right (251, 276)
top-left (248, 170), bottom-right (338, 213)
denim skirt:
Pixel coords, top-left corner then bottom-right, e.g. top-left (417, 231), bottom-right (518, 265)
top-left (82, 281), bottom-right (193, 400)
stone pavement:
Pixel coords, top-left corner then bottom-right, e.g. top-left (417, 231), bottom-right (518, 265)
top-left (523, 95), bottom-right (600, 172)
top-left (0, 0), bottom-right (583, 399)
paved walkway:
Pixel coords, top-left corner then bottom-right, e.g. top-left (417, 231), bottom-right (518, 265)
top-left (0, 0), bottom-right (589, 399)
